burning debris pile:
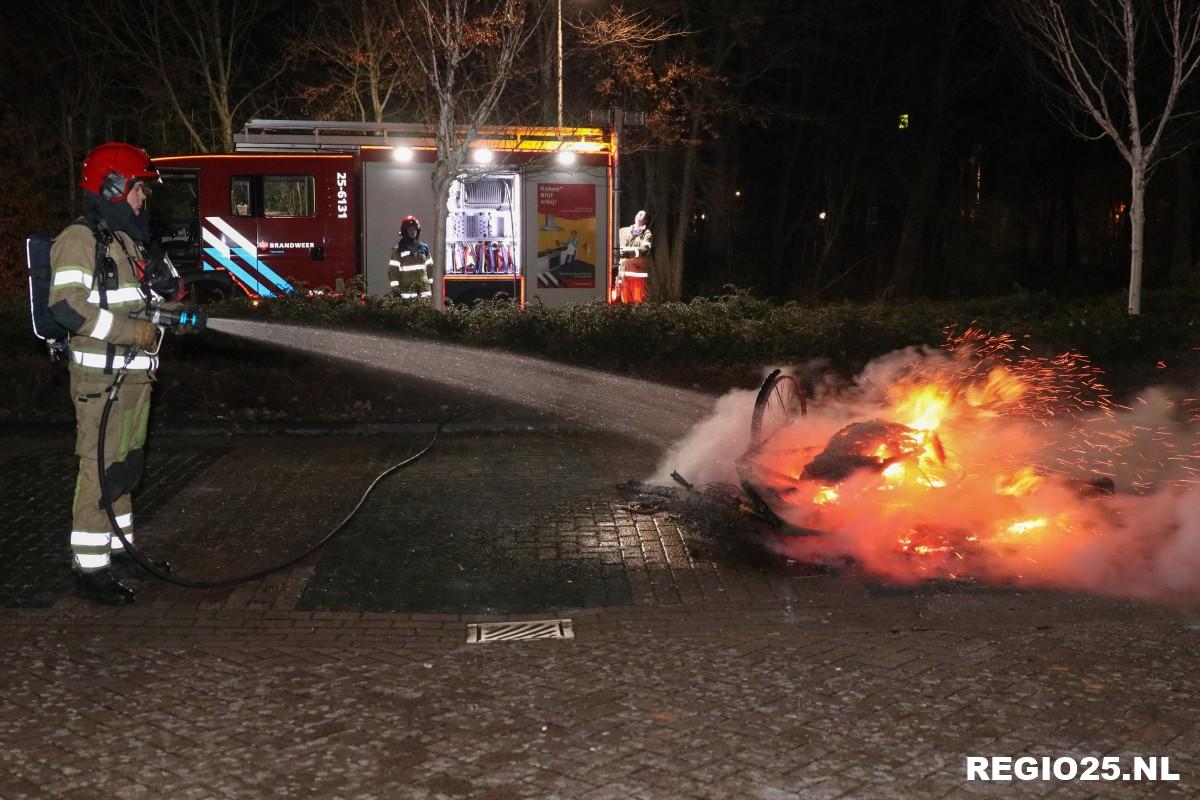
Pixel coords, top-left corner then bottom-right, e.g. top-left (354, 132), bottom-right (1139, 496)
top-left (662, 329), bottom-right (1200, 599)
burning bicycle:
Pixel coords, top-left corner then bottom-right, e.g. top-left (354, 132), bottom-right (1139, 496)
top-left (734, 336), bottom-right (1130, 582)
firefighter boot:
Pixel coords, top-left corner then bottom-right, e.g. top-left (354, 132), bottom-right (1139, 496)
top-left (74, 569), bottom-right (136, 606)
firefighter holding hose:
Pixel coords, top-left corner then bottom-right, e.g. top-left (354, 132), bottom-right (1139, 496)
top-left (388, 215), bottom-right (435, 302)
top-left (49, 142), bottom-right (185, 606)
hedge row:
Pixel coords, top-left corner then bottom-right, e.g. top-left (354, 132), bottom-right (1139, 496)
top-left (5, 289), bottom-right (1199, 393)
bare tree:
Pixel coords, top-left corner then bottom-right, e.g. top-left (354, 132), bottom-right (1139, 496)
top-left (575, 2), bottom-right (730, 302)
top-left (17, 1), bottom-right (114, 213)
top-left (92, 0), bottom-right (292, 152)
top-left (394, 0), bottom-right (539, 306)
top-left (1006, 0), bottom-right (1200, 315)
top-left (577, 5), bottom-right (680, 50)
top-left (298, 0), bottom-right (414, 123)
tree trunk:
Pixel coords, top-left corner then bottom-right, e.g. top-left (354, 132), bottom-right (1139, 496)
top-left (1170, 151), bottom-right (1195, 287)
top-left (541, 12), bottom-right (554, 125)
top-left (669, 135), bottom-right (700, 300)
top-left (1128, 160), bottom-right (1146, 315)
top-left (644, 153), bottom-right (672, 301)
top-left (431, 166), bottom-right (453, 308)
top-left (61, 113), bottom-right (75, 213)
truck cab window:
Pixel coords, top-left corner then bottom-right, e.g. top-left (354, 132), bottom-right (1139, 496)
top-left (231, 177), bottom-right (253, 217)
top-left (264, 175), bottom-right (316, 217)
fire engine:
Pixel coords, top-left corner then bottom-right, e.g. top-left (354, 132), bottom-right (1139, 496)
top-left (150, 119), bottom-right (619, 308)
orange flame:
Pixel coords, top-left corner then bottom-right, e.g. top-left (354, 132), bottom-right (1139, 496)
top-left (893, 384), bottom-right (952, 431)
top-left (996, 467), bottom-right (1042, 497)
top-left (736, 330), bottom-right (1200, 596)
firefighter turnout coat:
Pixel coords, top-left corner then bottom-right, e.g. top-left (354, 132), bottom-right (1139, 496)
top-left (50, 222), bottom-right (159, 573)
top-left (50, 222), bottom-right (159, 381)
top-left (388, 238), bottom-right (434, 300)
top-left (618, 224), bottom-right (652, 304)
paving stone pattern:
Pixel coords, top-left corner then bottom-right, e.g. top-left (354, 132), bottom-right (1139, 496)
top-left (1, 606), bottom-right (1197, 799)
top-left (0, 448), bottom-right (225, 608)
top-left (1, 431), bottom-right (1198, 799)
top-left (298, 433), bottom-right (638, 613)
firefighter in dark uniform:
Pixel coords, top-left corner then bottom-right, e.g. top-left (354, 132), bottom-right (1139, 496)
top-left (388, 215), bottom-right (435, 301)
top-left (49, 142), bottom-right (183, 606)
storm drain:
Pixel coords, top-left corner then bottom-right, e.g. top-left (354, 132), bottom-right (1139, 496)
top-left (466, 618), bottom-right (574, 643)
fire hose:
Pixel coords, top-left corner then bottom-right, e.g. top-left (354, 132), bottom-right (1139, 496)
top-left (94, 315), bottom-right (450, 589)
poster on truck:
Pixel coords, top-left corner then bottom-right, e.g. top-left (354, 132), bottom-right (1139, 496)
top-left (534, 183), bottom-right (596, 289)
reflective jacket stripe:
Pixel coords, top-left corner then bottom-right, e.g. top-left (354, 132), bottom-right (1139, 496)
top-left (53, 268), bottom-right (94, 289)
top-left (624, 271), bottom-right (649, 278)
top-left (88, 309), bottom-right (115, 340)
top-left (87, 287), bottom-right (144, 306)
top-left (71, 350), bottom-right (158, 372)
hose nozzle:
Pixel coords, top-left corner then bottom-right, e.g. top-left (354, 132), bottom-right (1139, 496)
top-left (131, 306), bottom-right (208, 331)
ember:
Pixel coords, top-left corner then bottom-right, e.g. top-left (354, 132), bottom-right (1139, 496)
top-left (694, 329), bottom-right (1200, 600)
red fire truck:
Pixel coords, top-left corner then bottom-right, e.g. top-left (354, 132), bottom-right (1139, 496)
top-left (151, 120), bottom-right (618, 308)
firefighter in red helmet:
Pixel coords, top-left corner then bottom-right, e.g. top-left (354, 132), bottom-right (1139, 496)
top-left (388, 215), bottom-right (435, 301)
top-left (49, 142), bottom-right (184, 605)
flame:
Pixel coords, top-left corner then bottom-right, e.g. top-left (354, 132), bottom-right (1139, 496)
top-left (893, 384), bottom-right (951, 431)
top-left (966, 366), bottom-right (1026, 410)
top-left (997, 467), bottom-right (1043, 496)
top-left (1002, 518), bottom-right (1047, 536)
top-left (733, 329), bottom-right (1200, 599)
top-left (813, 486), bottom-right (839, 505)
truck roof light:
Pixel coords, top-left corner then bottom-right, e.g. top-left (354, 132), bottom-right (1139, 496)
top-left (555, 150), bottom-right (576, 166)
top-left (471, 148), bottom-right (494, 165)
top-left (393, 146), bottom-right (414, 162)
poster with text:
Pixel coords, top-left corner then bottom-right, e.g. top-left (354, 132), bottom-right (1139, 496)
top-left (535, 183), bottom-right (596, 288)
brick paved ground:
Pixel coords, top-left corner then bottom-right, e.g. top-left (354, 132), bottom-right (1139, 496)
top-left (2, 430), bottom-right (1198, 799)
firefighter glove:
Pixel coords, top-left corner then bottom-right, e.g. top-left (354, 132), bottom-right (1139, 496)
top-left (132, 320), bottom-right (158, 351)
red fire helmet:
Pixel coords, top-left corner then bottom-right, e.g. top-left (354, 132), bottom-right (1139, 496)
top-left (78, 142), bottom-right (161, 203)
top-left (400, 215), bottom-right (421, 237)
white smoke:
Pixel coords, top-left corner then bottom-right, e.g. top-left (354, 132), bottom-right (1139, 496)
top-left (650, 348), bottom-right (1200, 603)
top-left (647, 387), bottom-right (757, 487)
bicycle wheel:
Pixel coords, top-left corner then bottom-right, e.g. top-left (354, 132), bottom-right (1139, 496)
top-left (750, 369), bottom-right (807, 446)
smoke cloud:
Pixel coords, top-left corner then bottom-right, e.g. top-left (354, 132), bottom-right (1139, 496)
top-left (651, 344), bottom-right (1200, 603)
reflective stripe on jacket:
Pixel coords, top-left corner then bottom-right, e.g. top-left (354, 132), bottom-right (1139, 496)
top-left (49, 223), bottom-right (158, 381)
top-left (388, 239), bottom-right (434, 298)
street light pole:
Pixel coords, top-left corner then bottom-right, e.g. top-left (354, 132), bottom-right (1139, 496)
top-left (557, 0), bottom-right (563, 128)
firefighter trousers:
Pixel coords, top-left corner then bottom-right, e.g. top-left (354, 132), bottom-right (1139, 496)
top-left (619, 275), bottom-right (648, 303)
top-left (69, 373), bottom-right (152, 573)
top-left (618, 258), bottom-right (649, 303)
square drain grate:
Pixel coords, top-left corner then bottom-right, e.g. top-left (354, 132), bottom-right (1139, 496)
top-left (467, 618), bottom-right (574, 643)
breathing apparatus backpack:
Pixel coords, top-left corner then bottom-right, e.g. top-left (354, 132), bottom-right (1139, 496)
top-left (26, 214), bottom-right (128, 361)
top-left (25, 232), bottom-right (71, 360)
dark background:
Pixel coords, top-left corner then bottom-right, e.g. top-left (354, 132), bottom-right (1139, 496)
top-left (0, 0), bottom-right (1196, 305)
